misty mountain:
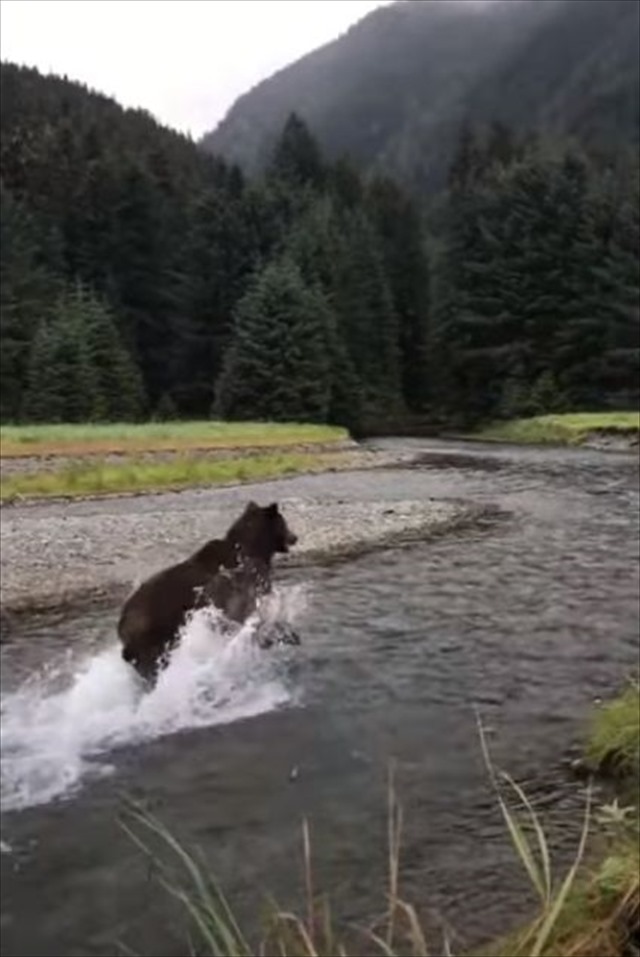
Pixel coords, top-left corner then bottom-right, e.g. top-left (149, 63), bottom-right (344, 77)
top-left (202, 0), bottom-right (640, 194)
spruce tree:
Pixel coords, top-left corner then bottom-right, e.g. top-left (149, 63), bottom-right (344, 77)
top-left (22, 284), bottom-right (145, 422)
top-left (332, 210), bottom-right (402, 417)
top-left (216, 258), bottom-right (331, 423)
top-left (178, 186), bottom-right (257, 415)
top-left (22, 297), bottom-right (96, 422)
top-left (78, 285), bottom-right (146, 421)
top-left (367, 175), bottom-right (431, 412)
top-left (0, 184), bottom-right (61, 421)
top-left (269, 114), bottom-right (325, 190)
top-left (286, 198), bottom-right (364, 432)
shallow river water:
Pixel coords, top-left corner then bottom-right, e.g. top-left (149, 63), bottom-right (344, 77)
top-left (1, 439), bottom-right (638, 956)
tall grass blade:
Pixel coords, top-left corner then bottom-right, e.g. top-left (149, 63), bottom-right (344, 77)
top-left (530, 784), bottom-right (592, 957)
top-left (397, 900), bottom-right (430, 956)
top-left (501, 771), bottom-right (552, 904)
top-left (477, 715), bottom-right (547, 904)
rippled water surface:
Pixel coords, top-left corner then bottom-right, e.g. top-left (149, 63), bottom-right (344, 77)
top-left (1, 439), bottom-right (638, 956)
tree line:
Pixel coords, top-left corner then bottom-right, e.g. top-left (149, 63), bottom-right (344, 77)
top-left (1, 64), bottom-right (637, 431)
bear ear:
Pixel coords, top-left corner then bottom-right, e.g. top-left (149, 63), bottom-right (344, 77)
top-left (245, 501), bottom-right (259, 513)
top-left (267, 502), bottom-right (279, 516)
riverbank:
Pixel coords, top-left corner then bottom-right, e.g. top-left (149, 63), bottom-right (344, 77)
top-left (0, 421), bottom-right (349, 458)
top-left (485, 680), bottom-right (640, 957)
top-left (126, 682), bottom-right (639, 957)
top-left (0, 421), bottom-right (359, 502)
top-left (472, 413), bottom-right (640, 450)
top-left (0, 446), bottom-right (358, 502)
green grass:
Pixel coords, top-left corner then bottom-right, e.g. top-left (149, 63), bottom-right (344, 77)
top-left (473, 413), bottom-right (640, 446)
top-left (0, 421), bottom-right (348, 458)
top-left (586, 680), bottom-right (640, 778)
top-left (120, 713), bottom-right (640, 957)
top-left (0, 451), bottom-right (349, 502)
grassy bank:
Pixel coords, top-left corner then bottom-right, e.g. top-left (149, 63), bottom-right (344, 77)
top-left (586, 680), bottom-right (640, 781)
top-left (0, 450), bottom-right (352, 502)
top-left (0, 421), bottom-right (348, 458)
top-left (473, 413), bottom-right (640, 447)
top-left (124, 691), bottom-right (640, 957)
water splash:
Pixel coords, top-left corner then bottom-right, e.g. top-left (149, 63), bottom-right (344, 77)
top-left (0, 585), bottom-right (308, 813)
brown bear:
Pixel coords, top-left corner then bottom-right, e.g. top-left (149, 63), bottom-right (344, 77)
top-left (118, 501), bottom-right (299, 681)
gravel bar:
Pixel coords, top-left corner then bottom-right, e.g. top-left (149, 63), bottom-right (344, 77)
top-left (0, 444), bottom-right (490, 622)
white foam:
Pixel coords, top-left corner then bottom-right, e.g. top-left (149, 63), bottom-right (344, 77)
top-left (0, 585), bottom-right (308, 813)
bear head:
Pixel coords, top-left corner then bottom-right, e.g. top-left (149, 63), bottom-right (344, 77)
top-left (226, 501), bottom-right (298, 562)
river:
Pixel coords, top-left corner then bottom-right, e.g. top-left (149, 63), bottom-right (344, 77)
top-left (1, 438), bottom-right (638, 956)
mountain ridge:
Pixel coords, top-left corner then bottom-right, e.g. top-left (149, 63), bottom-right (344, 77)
top-left (201, 0), bottom-right (639, 194)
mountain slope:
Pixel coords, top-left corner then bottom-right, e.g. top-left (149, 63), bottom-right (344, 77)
top-left (202, 0), bottom-right (640, 194)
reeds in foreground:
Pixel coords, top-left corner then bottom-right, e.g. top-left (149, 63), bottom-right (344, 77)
top-left (118, 716), bottom-right (639, 957)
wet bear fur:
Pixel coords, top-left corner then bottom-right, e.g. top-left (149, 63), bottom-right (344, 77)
top-left (118, 501), bottom-right (298, 680)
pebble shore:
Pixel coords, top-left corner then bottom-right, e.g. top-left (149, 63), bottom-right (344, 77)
top-left (0, 439), bottom-right (487, 621)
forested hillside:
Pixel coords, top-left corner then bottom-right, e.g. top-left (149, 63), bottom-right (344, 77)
top-left (203, 0), bottom-right (640, 196)
top-left (1, 60), bottom-right (638, 432)
top-left (0, 65), bottom-right (430, 429)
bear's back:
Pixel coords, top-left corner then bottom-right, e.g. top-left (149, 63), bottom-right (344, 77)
top-left (118, 556), bottom-right (209, 646)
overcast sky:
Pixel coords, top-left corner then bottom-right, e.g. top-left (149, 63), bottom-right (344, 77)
top-left (1, 0), bottom-right (391, 138)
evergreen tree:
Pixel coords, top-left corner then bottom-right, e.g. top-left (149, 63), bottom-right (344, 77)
top-left (431, 131), bottom-right (637, 421)
top-left (22, 284), bottom-right (144, 422)
top-left (585, 181), bottom-right (640, 408)
top-left (286, 198), bottom-right (364, 431)
top-left (22, 295), bottom-right (97, 422)
top-left (77, 284), bottom-right (146, 420)
top-left (3, 63), bottom-right (637, 429)
top-left (0, 184), bottom-right (59, 420)
top-left (216, 258), bottom-right (331, 423)
top-left (367, 175), bottom-right (431, 411)
top-left (269, 113), bottom-right (325, 190)
top-left (330, 156), bottom-right (364, 210)
top-left (177, 185), bottom-right (258, 415)
top-left (110, 163), bottom-right (177, 405)
top-left (332, 210), bottom-right (403, 417)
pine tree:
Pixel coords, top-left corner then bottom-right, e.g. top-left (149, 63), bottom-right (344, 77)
top-left (367, 176), bottom-right (431, 411)
top-left (332, 210), bottom-right (402, 417)
top-left (22, 284), bottom-right (145, 422)
top-left (269, 114), bottom-right (325, 190)
top-left (111, 163), bottom-right (181, 407)
top-left (586, 180), bottom-right (640, 408)
top-left (177, 185), bottom-right (258, 415)
top-left (216, 258), bottom-right (331, 423)
top-left (0, 184), bottom-right (61, 421)
top-left (286, 198), bottom-right (364, 431)
top-left (431, 136), bottom-right (624, 422)
top-left (22, 296), bottom-right (96, 422)
top-left (77, 285), bottom-right (146, 421)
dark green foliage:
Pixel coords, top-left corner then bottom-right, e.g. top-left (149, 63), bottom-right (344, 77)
top-left (332, 211), bottom-right (402, 417)
top-left (285, 199), bottom-right (364, 431)
top-left (22, 299), bottom-right (97, 424)
top-left (2, 56), bottom-right (637, 434)
top-left (77, 285), bottom-right (146, 421)
top-left (431, 130), bottom-right (639, 423)
top-left (21, 284), bottom-right (145, 423)
top-left (153, 393), bottom-right (179, 422)
top-left (0, 183), bottom-right (61, 421)
top-left (1, 65), bottom-right (426, 429)
top-left (215, 259), bottom-right (331, 423)
top-left (367, 176), bottom-right (430, 411)
top-left (0, 62), bottom-right (240, 420)
top-left (269, 113), bottom-right (325, 190)
top-left (175, 186), bottom-right (257, 414)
